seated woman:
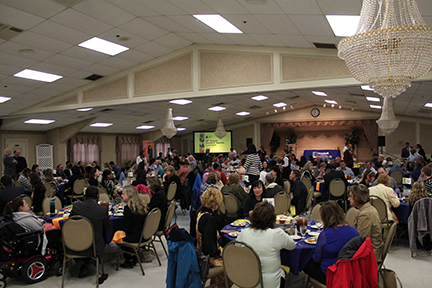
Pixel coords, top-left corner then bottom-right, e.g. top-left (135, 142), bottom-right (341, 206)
top-left (243, 180), bottom-right (267, 218)
top-left (300, 161), bottom-right (316, 182)
top-left (348, 184), bottom-right (384, 262)
top-left (259, 160), bottom-right (270, 183)
top-left (29, 172), bottom-right (46, 214)
top-left (360, 171), bottom-right (376, 187)
top-left (368, 174), bottom-right (400, 221)
top-left (303, 201), bottom-right (359, 284)
top-left (221, 173), bottom-right (249, 204)
top-left (408, 181), bottom-right (429, 213)
top-left (43, 168), bottom-right (60, 195)
top-left (238, 202), bottom-right (296, 288)
top-left (102, 169), bottom-right (116, 197)
top-left (162, 165), bottom-right (181, 201)
top-left (314, 162), bottom-right (327, 180)
top-left (147, 177), bottom-right (168, 232)
top-left (88, 168), bottom-right (100, 187)
top-left (200, 172), bottom-right (217, 195)
top-left (119, 185), bottom-right (148, 268)
top-left (196, 187), bottom-right (224, 284)
top-left (31, 164), bottom-right (45, 181)
top-left (4, 197), bottom-right (44, 232)
top-left (131, 169), bottom-right (147, 186)
top-left (17, 168), bottom-right (32, 195)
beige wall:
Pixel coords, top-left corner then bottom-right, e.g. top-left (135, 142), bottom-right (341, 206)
top-left (232, 124), bottom-right (254, 154)
top-left (100, 135), bottom-right (116, 165)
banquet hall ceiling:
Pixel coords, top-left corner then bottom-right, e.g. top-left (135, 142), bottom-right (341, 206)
top-left (0, 0), bottom-right (431, 134)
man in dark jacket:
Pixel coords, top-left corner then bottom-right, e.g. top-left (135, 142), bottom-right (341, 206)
top-left (69, 186), bottom-right (110, 280)
top-left (290, 170), bottom-right (308, 214)
top-left (0, 175), bottom-right (24, 214)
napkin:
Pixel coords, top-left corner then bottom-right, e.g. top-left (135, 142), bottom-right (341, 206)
top-left (52, 217), bottom-right (67, 229)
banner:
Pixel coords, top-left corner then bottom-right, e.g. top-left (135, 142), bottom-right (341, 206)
top-left (193, 131), bottom-right (232, 154)
top-left (142, 141), bottom-right (153, 159)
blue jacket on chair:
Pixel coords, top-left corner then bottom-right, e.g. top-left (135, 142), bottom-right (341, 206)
top-left (166, 228), bottom-right (202, 288)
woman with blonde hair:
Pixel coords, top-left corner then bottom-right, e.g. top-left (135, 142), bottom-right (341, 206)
top-left (119, 185), bottom-right (148, 268)
top-left (163, 165), bottom-right (181, 200)
top-left (368, 174), bottom-right (400, 220)
top-left (408, 181), bottom-right (429, 213)
top-left (300, 161), bottom-right (315, 182)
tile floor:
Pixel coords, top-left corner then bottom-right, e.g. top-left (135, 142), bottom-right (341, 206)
top-left (5, 208), bottom-right (430, 288)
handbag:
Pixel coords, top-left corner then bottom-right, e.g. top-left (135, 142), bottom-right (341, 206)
top-left (381, 268), bottom-right (403, 288)
top-left (195, 248), bottom-right (210, 280)
top-left (164, 223), bottom-right (179, 237)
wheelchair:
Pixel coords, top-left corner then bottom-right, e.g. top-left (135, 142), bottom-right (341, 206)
top-left (0, 220), bottom-right (63, 287)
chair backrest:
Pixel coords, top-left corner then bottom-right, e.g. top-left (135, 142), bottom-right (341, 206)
top-left (218, 199), bottom-right (226, 214)
top-left (98, 192), bottom-right (110, 203)
top-left (14, 180), bottom-right (22, 187)
top-left (310, 204), bottom-right (321, 221)
top-left (43, 182), bottom-right (53, 196)
top-left (389, 171), bottom-right (403, 184)
top-left (73, 179), bottom-right (86, 195)
top-left (305, 188), bottom-right (314, 212)
top-left (283, 180), bottom-right (291, 194)
top-left (223, 193), bottom-right (239, 214)
top-left (167, 182), bottom-right (177, 201)
top-left (345, 207), bottom-right (359, 227)
top-left (223, 241), bottom-right (263, 288)
top-left (142, 208), bottom-right (162, 241)
top-left (301, 177), bottom-right (312, 192)
top-left (62, 216), bottom-right (95, 255)
top-left (370, 196), bottom-right (388, 223)
top-left (329, 178), bottom-right (346, 197)
top-left (164, 200), bottom-right (177, 231)
top-left (142, 193), bottom-right (151, 204)
top-left (274, 192), bottom-right (291, 215)
top-left (381, 221), bottom-right (397, 263)
top-left (23, 195), bottom-right (32, 207)
top-left (98, 187), bottom-right (108, 195)
top-left (42, 195), bottom-right (62, 215)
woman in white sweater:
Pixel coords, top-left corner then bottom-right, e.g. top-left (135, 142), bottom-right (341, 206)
top-left (238, 202), bottom-right (295, 288)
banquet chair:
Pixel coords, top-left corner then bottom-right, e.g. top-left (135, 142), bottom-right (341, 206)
top-left (116, 208), bottom-right (162, 275)
top-left (329, 178), bottom-right (347, 211)
top-left (345, 207), bottom-right (359, 227)
top-left (370, 196), bottom-right (391, 230)
top-left (62, 215), bottom-right (104, 288)
top-left (223, 193), bottom-right (239, 222)
top-left (222, 241), bottom-right (263, 288)
top-left (142, 193), bottom-right (150, 204)
top-left (14, 180), bottom-right (21, 187)
top-left (389, 171), bottom-right (403, 188)
top-left (154, 200), bottom-right (176, 256)
top-left (308, 276), bottom-right (326, 288)
top-left (305, 188), bottom-right (315, 213)
top-left (283, 179), bottom-right (291, 194)
top-left (44, 182), bottom-right (54, 196)
top-left (378, 222), bottom-right (397, 287)
top-left (166, 182), bottom-right (177, 202)
top-left (42, 195), bottom-right (62, 215)
top-left (98, 187), bottom-right (108, 195)
top-left (67, 179), bottom-right (86, 202)
top-left (98, 193), bottom-right (110, 203)
top-left (311, 204), bottom-right (322, 221)
top-left (301, 177), bottom-right (312, 192)
top-left (274, 192), bottom-right (291, 215)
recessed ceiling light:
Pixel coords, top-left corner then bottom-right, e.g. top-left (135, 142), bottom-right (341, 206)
top-left (370, 105), bottom-right (382, 109)
top-left (169, 99), bottom-right (192, 105)
top-left (78, 37), bottom-right (129, 56)
top-left (251, 95), bottom-right (268, 101)
top-left (90, 122), bottom-right (113, 127)
top-left (425, 103), bottom-right (432, 108)
top-left (76, 107), bottom-right (93, 112)
top-left (361, 85), bottom-right (374, 91)
top-left (290, 105), bottom-right (294, 109)
top-left (193, 14), bottom-right (243, 33)
top-left (312, 91), bottom-right (327, 96)
top-left (14, 69), bottom-right (63, 83)
top-left (0, 96), bottom-right (11, 103)
top-left (136, 125), bottom-right (155, 130)
top-left (236, 111), bottom-right (250, 116)
top-left (338, 105), bottom-right (342, 109)
top-left (273, 102), bottom-right (287, 107)
top-left (208, 106), bottom-right (226, 111)
top-left (173, 116), bottom-right (189, 121)
top-left (325, 99), bottom-right (337, 104)
top-left (177, 127), bottom-right (186, 131)
top-left (366, 97), bottom-right (380, 102)
top-left (326, 15), bottom-right (360, 37)
top-left (274, 109), bottom-right (277, 113)
top-left (24, 119), bottom-right (55, 125)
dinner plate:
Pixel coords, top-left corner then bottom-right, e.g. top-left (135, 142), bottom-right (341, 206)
top-left (310, 225), bottom-right (319, 229)
top-left (114, 213), bottom-right (124, 217)
top-left (228, 232), bottom-right (239, 238)
top-left (308, 231), bottom-right (320, 237)
top-left (305, 238), bottom-right (317, 245)
top-left (231, 219), bottom-right (249, 227)
top-left (290, 235), bottom-right (301, 241)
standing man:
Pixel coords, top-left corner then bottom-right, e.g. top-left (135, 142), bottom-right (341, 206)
top-left (3, 148), bottom-right (16, 180)
top-left (290, 170), bottom-right (308, 215)
top-left (13, 150), bottom-right (27, 175)
top-left (281, 148), bottom-right (291, 180)
top-left (401, 142), bottom-right (411, 160)
top-left (343, 143), bottom-right (355, 169)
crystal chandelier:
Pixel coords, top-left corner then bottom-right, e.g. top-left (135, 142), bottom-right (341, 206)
top-left (214, 115), bottom-right (227, 139)
top-left (161, 108), bottom-right (177, 139)
top-left (376, 97), bottom-right (400, 135)
top-left (338, 0), bottom-right (432, 98)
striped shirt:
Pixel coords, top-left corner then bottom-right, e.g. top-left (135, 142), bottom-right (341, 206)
top-left (244, 154), bottom-right (262, 176)
top-left (424, 177), bottom-right (432, 195)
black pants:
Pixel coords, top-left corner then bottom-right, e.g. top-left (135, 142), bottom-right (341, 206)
top-left (303, 259), bottom-right (326, 285)
top-left (246, 174), bottom-right (259, 186)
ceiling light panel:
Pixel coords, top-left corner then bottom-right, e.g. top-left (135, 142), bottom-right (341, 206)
top-left (24, 119), bottom-right (55, 124)
top-left (325, 99), bottom-right (337, 104)
top-left (370, 105), bottom-right (382, 109)
top-left (273, 102), bottom-right (287, 107)
top-left (76, 107), bottom-right (93, 111)
top-left (78, 37), bottom-right (129, 56)
top-left (136, 125), bottom-right (155, 129)
top-left (172, 116), bottom-right (189, 121)
top-left (252, 95), bottom-right (268, 101)
top-left (361, 85), bottom-right (374, 91)
top-left (193, 15), bottom-right (243, 33)
top-left (169, 99), bottom-right (192, 105)
top-left (424, 103), bottom-right (432, 108)
top-left (326, 15), bottom-right (360, 37)
top-left (312, 91), bottom-right (327, 96)
top-left (90, 122), bottom-right (113, 127)
top-left (14, 69), bottom-right (63, 83)
top-left (236, 111), bottom-right (250, 116)
top-left (177, 127), bottom-right (186, 131)
top-left (0, 96), bottom-right (11, 103)
top-left (366, 97), bottom-right (380, 102)
top-left (208, 106), bottom-right (226, 111)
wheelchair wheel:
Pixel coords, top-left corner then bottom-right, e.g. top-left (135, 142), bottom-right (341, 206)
top-left (0, 279), bottom-right (6, 288)
top-left (21, 257), bottom-right (48, 284)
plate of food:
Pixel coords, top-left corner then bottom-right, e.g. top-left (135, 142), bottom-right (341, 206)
top-left (231, 219), bottom-right (250, 227)
top-left (308, 231), bottom-right (320, 237)
top-left (228, 232), bottom-right (240, 238)
top-left (305, 236), bottom-right (318, 245)
top-left (290, 235), bottom-right (301, 241)
top-left (114, 212), bottom-right (124, 217)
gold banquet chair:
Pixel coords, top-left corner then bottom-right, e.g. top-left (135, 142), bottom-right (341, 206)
top-left (274, 192), bottom-right (291, 215)
top-left (154, 200), bottom-right (177, 256)
top-left (167, 182), bottom-right (177, 202)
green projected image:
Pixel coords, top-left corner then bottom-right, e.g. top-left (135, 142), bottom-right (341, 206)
top-left (194, 131), bottom-right (232, 154)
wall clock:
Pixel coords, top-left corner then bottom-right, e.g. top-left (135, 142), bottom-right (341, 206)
top-left (311, 108), bottom-right (320, 118)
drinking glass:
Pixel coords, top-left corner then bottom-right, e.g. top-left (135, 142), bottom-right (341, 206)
top-left (300, 225), bottom-right (308, 239)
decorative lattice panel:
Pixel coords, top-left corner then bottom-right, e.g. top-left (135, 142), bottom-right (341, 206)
top-left (36, 144), bottom-right (53, 171)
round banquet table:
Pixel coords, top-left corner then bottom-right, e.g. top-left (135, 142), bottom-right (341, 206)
top-left (394, 200), bottom-right (410, 224)
top-left (220, 222), bottom-right (320, 275)
top-left (44, 209), bottom-right (124, 244)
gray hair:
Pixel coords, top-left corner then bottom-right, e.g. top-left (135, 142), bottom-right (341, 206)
top-left (265, 172), bottom-right (275, 183)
